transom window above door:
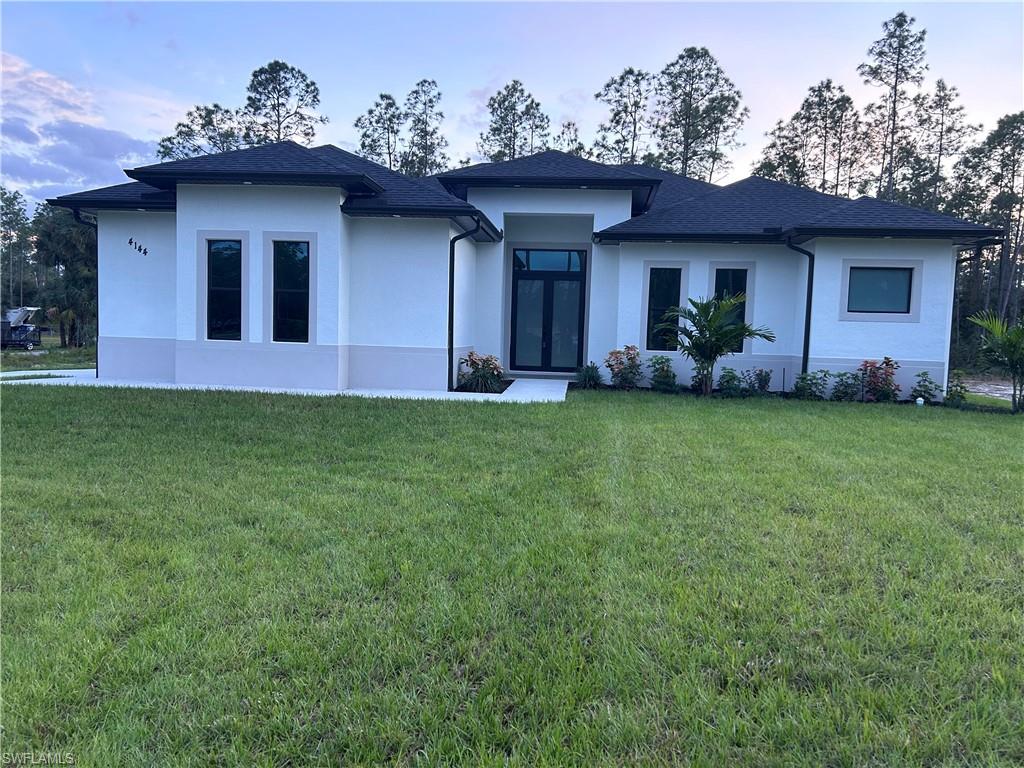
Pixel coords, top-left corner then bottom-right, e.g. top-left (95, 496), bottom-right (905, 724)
top-left (513, 249), bottom-right (585, 272)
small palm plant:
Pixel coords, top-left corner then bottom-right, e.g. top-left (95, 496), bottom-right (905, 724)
top-left (968, 311), bottom-right (1024, 413)
top-left (656, 294), bottom-right (776, 396)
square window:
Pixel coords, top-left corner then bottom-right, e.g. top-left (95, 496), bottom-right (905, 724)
top-left (847, 267), bottom-right (912, 314)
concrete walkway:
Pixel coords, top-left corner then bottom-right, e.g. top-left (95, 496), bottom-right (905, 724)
top-left (0, 368), bottom-right (568, 403)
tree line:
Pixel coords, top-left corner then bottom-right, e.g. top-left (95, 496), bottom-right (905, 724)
top-left (2, 11), bottom-right (1020, 366)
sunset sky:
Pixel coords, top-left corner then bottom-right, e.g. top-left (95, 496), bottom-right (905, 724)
top-left (2, 1), bottom-right (1022, 204)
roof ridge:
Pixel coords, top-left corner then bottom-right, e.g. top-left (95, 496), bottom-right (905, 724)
top-left (131, 139), bottom-right (346, 175)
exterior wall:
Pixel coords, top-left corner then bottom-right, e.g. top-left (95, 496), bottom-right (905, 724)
top-left (346, 217), bottom-right (452, 390)
top-left (172, 184), bottom-right (346, 389)
top-left (452, 227), bottom-right (477, 385)
top-left (808, 238), bottom-right (956, 392)
top-left (467, 188), bottom-right (633, 374)
top-left (96, 210), bottom-right (178, 381)
top-left (617, 242), bottom-right (805, 390)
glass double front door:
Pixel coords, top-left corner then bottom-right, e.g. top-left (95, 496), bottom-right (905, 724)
top-left (510, 249), bottom-right (586, 372)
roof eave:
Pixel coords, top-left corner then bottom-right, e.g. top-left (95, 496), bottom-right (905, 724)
top-left (594, 231), bottom-right (782, 245)
top-left (342, 205), bottom-right (501, 242)
top-left (787, 226), bottom-right (1004, 244)
top-left (124, 169), bottom-right (384, 194)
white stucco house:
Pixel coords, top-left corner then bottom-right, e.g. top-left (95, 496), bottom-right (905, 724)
top-left (51, 141), bottom-right (999, 394)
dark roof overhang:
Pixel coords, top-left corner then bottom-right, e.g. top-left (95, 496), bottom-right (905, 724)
top-left (438, 176), bottom-right (661, 216)
top-left (593, 231), bottom-right (782, 245)
top-left (342, 205), bottom-right (502, 243)
top-left (784, 225), bottom-right (1004, 245)
top-left (124, 169), bottom-right (384, 195)
top-left (47, 192), bottom-right (177, 214)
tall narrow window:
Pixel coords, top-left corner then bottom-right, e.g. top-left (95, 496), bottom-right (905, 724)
top-left (207, 239), bottom-right (242, 340)
top-left (847, 267), bottom-right (912, 313)
top-left (273, 240), bottom-right (309, 343)
top-left (714, 268), bottom-right (748, 353)
top-left (646, 267), bottom-right (682, 351)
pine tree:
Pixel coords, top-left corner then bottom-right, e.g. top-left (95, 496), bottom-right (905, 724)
top-left (477, 81), bottom-right (550, 161)
top-left (857, 12), bottom-right (927, 200)
top-left (652, 47), bottom-right (748, 181)
top-left (592, 68), bottom-right (652, 164)
top-left (910, 79), bottom-right (979, 209)
top-left (355, 94), bottom-right (404, 170)
top-left (553, 121), bottom-right (587, 157)
top-left (399, 80), bottom-right (449, 177)
top-left (157, 104), bottom-right (245, 160)
top-left (242, 61), bottom-right (328, 145)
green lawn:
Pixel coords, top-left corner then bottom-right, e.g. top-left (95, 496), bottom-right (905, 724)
top-left (2, 387), bottom-right (1022, 766)
top-left (0, 335), bottom-right (95, 371)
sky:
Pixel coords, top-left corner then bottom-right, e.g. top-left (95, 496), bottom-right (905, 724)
top-left (2, 1), bottom-right (1022, 205)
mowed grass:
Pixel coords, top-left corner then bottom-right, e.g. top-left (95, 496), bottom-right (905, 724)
top-left (0, 336), bottom-right (95, 371)
top-left (2, 386), bottom-right (1022, 766)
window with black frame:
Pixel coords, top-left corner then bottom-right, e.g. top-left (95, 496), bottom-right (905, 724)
top-left (207, 239), bottom-right (242, 340)
top-left (847, 267), bottom-right (913, 314)
top-left (714, 267), bottom-right (748, 353)
top-left (646, 267), bottom-right (681, 351)
top-left (273, 241), bottom-right (310, 343)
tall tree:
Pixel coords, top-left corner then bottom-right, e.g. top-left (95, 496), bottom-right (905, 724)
top-left (553, 121), bottom-right (587, 157)
top-left (1, 187), bottom-right (32, 309)
top-left (157, 104), bottom-right (245, 160)
top-left (477, 81), bottom-right (550, 161)
top-left (753, 80), bottom-right (867, 196)
top-left (355, 94), bottom-right (404, 170)
top-left (652, 47), bottom-right (748, 181)
top-left (592, 68), bottom-right (653, 164)
top-left (32, 204), bottom-right (97, 348)
top-left (910, 79), bottom-right (979, 209)
top-left (242, 60), bottom-right (329, 145)
top-left (400, 80), bottom-right (449, 177)
top-left (857, 12), bottom-right (928, 200)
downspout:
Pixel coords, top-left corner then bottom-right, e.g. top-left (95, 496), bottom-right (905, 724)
top-left (785, 237), bottom-right (815, 375)
top-left (73, 209), bottom-right (99, 379)
top-left (448, 218), bottom-right (481, 391)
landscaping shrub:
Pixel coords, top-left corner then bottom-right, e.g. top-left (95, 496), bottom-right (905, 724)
top-left (945, 370), bottom-right (969, 408)
top-left (575, 362), bottom-right (603, 389)
top-left (831, 371), bottom-right (863, 402)
top-left (742, 367), bottom-right (772, 396)
top-left (604, 345), bottom-right (642, 389)
top-left (859, 357), bottom-right (901, 402)
top-left (647, 355), bottom-right (677, 393)
top-left (911, 371), bottom-right (942, 404)
top-left (458, 351), bottom-right (505, 393)
top-left (717, 367), bottom-right (744, 398)
top-left (793, 369), bottom-right (830, 400)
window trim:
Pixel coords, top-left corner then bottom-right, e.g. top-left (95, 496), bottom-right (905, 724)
top-left (196, 230), bottom-right (249, 344)
top-left (641, 260), bottom-right (689, 353)
top-left (839, 258), bottom-right (923, 323)
top-left (263, 231), bottom-right (318, 345)
top-left (707, 261), bottom-right (756, 355)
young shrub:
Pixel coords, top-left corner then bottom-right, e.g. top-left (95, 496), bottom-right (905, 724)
top-left (604, 345), bottom-right (642, 389)
top-left (647, 355), bottom-right (677, 393)
top-left (793, 369), bottom-right (830, 400)
top-left (830, 371), bottom-right (863, 402)
top-left (742, 367), bottom-right (772, 396)
top-left (717, 367), bottom-right (744, 398)
top-left (944, 370), bottom-right (969, 408)
top-left (859, 357), bottom-right (901, 402)
top-left (458, 351), bottom-right (505, 393)
top-left (575, 362), bottom-right (603, 389)
top-left (911, 371), bottom-right (941, 404)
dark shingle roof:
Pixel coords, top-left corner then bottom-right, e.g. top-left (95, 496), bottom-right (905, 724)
top-left (47, 181), bottom-right (175, 210)
top-left (125, 140), bottom-right (383, 192)
top-left (596, 175), bottom-right (998, 242)
top-left (618, 163), bottom-right (717, 211)
top-left (438, 150), bottom-right (660, 184)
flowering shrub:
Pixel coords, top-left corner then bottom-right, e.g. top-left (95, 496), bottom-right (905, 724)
top-left (859, 357), bottom-right (901, 402)
top-left (742, 367), bottom-right (772, 396)
top-left (604, 345), bottom-right (642, 389)
top-left (793, 369), bottom-right (830, 400)
top-left (830, 371), bottom-right (862, 402)
top-left (458, 351), bottom-right (504, 393)
top-left (911, 371), bottom-right (941, 404)
top-left (647, 355), bottom-right (677, 393)
top-left (575, 362), bottom-right (603, 389)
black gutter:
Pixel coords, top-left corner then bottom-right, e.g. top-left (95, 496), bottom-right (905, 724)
top-left (72, 209), bottom-right (100, 379)
top-left (785, 238), bottom-right (815, 375)
top-left (447, 218), bottom-right (482, 391)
